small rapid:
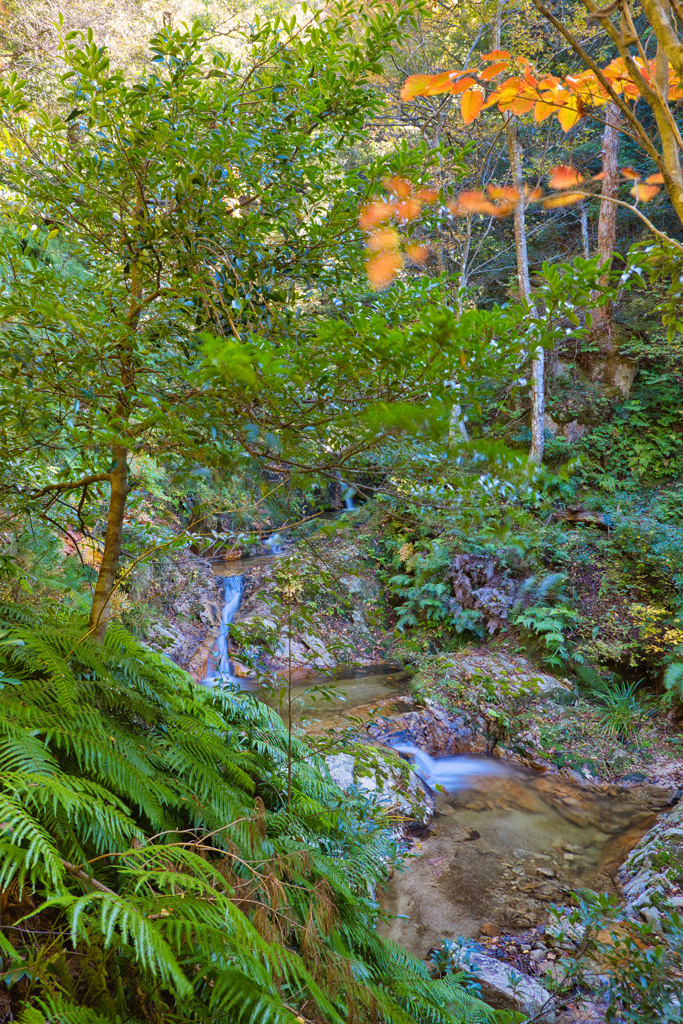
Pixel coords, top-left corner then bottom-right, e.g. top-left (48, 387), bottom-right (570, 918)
top-left (389, 745), bottom-right (511, 793)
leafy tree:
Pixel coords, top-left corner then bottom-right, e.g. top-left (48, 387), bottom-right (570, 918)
top-left (0, 4), bottom-right (485, 639)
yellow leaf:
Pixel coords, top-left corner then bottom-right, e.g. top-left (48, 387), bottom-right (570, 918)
top-left (548, 164), bottom-right (583, 190)
top-left (366, 228), bottom-right (399, 251)
top-left (631, 182), bottom-right (659, 201)
top-left (557, 102), bottom-right (582, 131)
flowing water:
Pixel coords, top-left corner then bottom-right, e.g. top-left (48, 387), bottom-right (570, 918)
top-left (201, 574), bottom-right (244, 684)
top-left (378, 750), bottom-right (666, 955)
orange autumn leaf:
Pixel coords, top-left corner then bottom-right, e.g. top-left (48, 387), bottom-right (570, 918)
top-left (366, 228), bottom-right (399, 251)
top-left (384, 175), bottom-right (412, 198)
top-left (358, 202), bottom-right (396, 230)
top-left (631, 182), bottom-right (659, 201)
top-left (534, 98), bottom-right (557, 122)
top-left (448, 76), bottom-right (478, 96)
top-left (549, 165), bottom-right (584, 190)
top-left (487, 185), bottom-right (519, 201)
top-left (366, 250), bottom-right (403, 289)
top-left (543, 191), bottom-right (583, 208)
top-left (592, 170), bottom-right (606, 180)
top-left (395, 198), bottom-right (422, 221)
top-left (480, 49), bottom-right (511, 60)
top-left (646, 172), bottom-right (665, 184)
top-left (406, 243), bottom-right (429, 265)
top-left (507, 95), bottom-right (535, 115)
top-left (461, 88), bottom-right (484, 123)
top-left (527, 186), bottom-right (544, 201)
top-left (400, 74), bottom-right (434, 101)
top-left (415, 188), bottom-right (439, 202)
top-left (450, 191), bottom-right (498, 215)
top-left (620, 167), bottom-right (640, 180)
top-left (419, 70), bottom-right (461, 95)
top-left (479, 62), bottom-right (509, 81)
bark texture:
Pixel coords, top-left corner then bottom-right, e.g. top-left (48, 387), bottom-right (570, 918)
top-left (89, 448), bottom-right (129, 641)
top-left (591, 103), bottom-right (620, 357)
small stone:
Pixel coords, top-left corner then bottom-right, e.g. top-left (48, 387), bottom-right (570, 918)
top-left (479, 922), bottom-right (500, 937)
top-left (529, 949), bottom-right (546, 962)
top-left (537, 867), bottom-right (556, 877)
top-left (563, 852), bottom-right (575, 861)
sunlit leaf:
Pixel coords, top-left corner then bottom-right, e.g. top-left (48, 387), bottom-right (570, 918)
top-left (534, 98), bottom-right (556, 122)
top-left (480, 49), bottom-right (511, 60)
top-left (384, 175), bottom-right (412, 199)
top-left (620, 167), bottom-right (640, 180)
top-left (479, 62), bottom-right (509, 81)
top-left (592, 171), bottom-right (606, 181)
top-left (415, 188), bottom-right (439, 203)
top-left (557, 101), bottom-right (582, 131)
top-left (461, 88), bottom-right (484, 124)
top-left (527, 186), bottom-right (544, 201)
top-left (400, 74), bottom-right (434, 101)
top-left (395, 198), bottom-right (422, 221)
top-left (449, 191), bottom-right (498, 215)
top-left (543, 191), bottom-right (583, 208)
top-left (487, 186), bottom-right (519, 201)
top-left (631, 182), bottom-right (659, 201)
top-left (358, 202), bottom-right (395, 230)
top-left (366, 251), bottom-right (402, 289)
top-left (549, 165), bottom-right (584, 190)
top-left (406, 243), bottom-right (429, 265)
top-left (645, 172), bottom-right (665, 184)
top-left (366, 228), bottom-right (399, 251)
top-left (507, 95), bottom-right (535, 114)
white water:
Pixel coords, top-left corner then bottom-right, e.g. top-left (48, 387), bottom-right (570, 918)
top-left (202, 574), bottom-right (244, 686)
top-left (390, 745), bottom-right (511, 793)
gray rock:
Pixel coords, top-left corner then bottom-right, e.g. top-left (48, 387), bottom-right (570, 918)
top-left (451, 948), bottom-right (553, 1017)
top-left (325, 752), bottom-right (435, 825)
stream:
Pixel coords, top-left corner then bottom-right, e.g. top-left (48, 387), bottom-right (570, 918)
top-left (201, 558), bottom-right (670, 959)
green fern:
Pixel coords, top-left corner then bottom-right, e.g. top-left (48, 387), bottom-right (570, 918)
top-left (0, 603), bottom-right (502, 1024)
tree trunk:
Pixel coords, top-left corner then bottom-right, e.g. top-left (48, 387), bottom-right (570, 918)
top-left (507, 119), bottom-right (544, 465)
top-left (89, 447), bottom-right (129, 642)
top-left (494, 0), bottom-right (543, 465)
top-left (580, 203), bottom-right (590, 259)
top-left (591, 103), bottom-right (620, 356)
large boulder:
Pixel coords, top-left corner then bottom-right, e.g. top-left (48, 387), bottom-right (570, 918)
top-left (450, 946), bottom-right (553, 1018)
top-left (325, 750), bottom-right (434, 825)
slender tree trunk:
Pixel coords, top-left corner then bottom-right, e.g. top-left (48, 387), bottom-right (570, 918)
top-left (89, 447), bottom-right (129, 641)
top-left (507, 120), bottom-right (544, 464)
top-left (580, 203), bottom-right (590, 259)
top-left (591, 103), bottom-right (620, 356)
top-left (494, 0), bottom-right (543, 464)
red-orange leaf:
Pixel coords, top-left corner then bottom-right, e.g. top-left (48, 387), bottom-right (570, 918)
top-left (487, 185), bottom-right (519, 201)
top-left (645, 172), bottom-right (665, 184)
top-left (358, 202), bottom-right (396, 230)
top-left (592, 171), bottom-right (606, 181)
top-left (480, 49), bottom-right (511, 60)
top-left (449, 76), bottom-right (478, 96)
top-left (461, 88), bottom-right (484, 123)
top-left (527, 186), bottom-right (544, 201)
top-left (507, 95), bottom-right (535, 115)
top-left (620, 167), bottom-right (640, 180)
top-left (631, 182), bottom-right (659, 201)
top-left (534, 98), bottom-right (556, 122)
top-left (549, 165), bottom-right (584, 190)
top-left (366, 251), bottom-right (403, 289)
top-left (543, 192), bottom-right (583, 208)
top-left (479, 62), bottom-right (509, 81)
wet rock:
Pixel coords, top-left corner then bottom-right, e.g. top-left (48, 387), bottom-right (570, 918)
top-left (325, 752), bottom-right (434, 825)
top-left (451, 947), bottom-right (553, 1017)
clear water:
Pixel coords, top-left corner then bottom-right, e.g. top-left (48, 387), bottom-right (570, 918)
top-left (379, 753), bottom-right (664, 954)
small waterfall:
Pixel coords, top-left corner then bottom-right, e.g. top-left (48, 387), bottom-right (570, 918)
top-left (344, 493), bottom-right (355, 510)
top-left (203, 574), bottom-right (244, 686)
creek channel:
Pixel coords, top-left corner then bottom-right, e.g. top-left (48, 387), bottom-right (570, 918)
top-left (201, 555), bottom-right (672, 958)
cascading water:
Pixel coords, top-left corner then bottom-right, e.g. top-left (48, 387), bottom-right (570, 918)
top-left (390, 745), bottom-right (510, 793)
top-left (202, 574), bottom-right (244, 686)
top-left (264, 532), bottom-right (284, 554)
